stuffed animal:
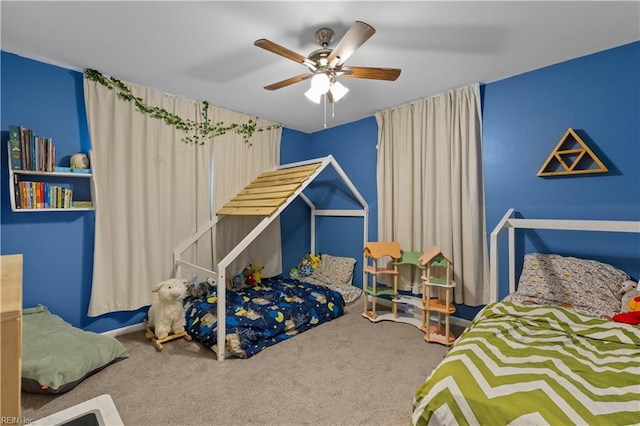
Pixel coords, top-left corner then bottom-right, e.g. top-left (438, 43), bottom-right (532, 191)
top-left (246, 273), bottom-right (256, 287)
top-left (309, 253), bottom-right (321, 270)
top-left (186, 278), bottom-right (215, 299)
top-left (232, 272), bottom-right (246, 289)
top-left (299, 256), bottom-right (313, 276)
top-left (620, 289), bottom-right (640, 313)
top-left (251, 265), bottom-right (264, 284)
top-left (232, 267), bottom-right (252, 289)
top-left (147, 278), bottom-right (189, 340)
top-left (290, 253), bottom-right (320, 280)
top-left (234, 266), bottom-right (262, 289)
top-left (290, 267), bottom-right (300, 280)
top-left (615, 280), bottom-right (637, 300)
top-left (612, 279), bottom-right (640, 325)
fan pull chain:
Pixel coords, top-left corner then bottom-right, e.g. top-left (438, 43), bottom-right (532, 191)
top-left (323, 94), bottom-right (327, 129)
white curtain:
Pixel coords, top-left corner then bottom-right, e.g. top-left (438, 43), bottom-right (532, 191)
top-left (84, 78), bottom-right (281, 316)
top-left (208, 106), bottom-right (282, 283)
top-left (375, 83), bottom-right (488, 306)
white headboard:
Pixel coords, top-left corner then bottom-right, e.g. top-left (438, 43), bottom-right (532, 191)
top-left (489, 208), bottom-right (640, 302)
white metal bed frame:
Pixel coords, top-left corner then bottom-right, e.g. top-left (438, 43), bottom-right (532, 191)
top-left (172, 155), bottom-right (369, 361)
top-left (489, 208), bottom-right (640, 303)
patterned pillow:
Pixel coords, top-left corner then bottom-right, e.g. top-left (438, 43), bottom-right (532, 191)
top-left (508, 253), bottom-right (629, 318)
top-left (310, 254), bottom-right (357, 286)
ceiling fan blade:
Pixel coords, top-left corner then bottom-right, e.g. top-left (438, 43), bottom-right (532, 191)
top-left (340, 66), bottom-right (401, 81)
top-left (264, 73), bottom-right (313, 91)
top-left (326, 21), bottom-right (375, 67)
top-left (254, 38), bottom-right (311, 66)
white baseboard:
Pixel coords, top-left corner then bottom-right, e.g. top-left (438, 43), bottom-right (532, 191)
top-left (100, 322), bottom-right (145, 338)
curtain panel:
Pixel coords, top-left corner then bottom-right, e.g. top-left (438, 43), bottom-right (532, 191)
top-left (84, 78), bottom-right (281, 316)
top-left (208, 106), bottom-right (282, 283)
top-left (375, 83), bottom-right (489, 306)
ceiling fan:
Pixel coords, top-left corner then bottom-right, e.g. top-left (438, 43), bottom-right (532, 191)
top-left (254, 21), bottom-right (401, 104)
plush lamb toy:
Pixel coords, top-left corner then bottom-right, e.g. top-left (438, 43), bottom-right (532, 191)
top-left (147, 278), bottom-right (189, 340)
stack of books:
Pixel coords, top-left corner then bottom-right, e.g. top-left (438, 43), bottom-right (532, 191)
top-left (9, 125), bottom-right (55, 172)
top-left (14, 181), bottom-right (73, 209)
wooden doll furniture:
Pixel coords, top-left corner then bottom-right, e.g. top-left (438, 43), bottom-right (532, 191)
top-left (419, 246), bottom-right (456, 346)
top-left (390, 250), bottom-right (427, 329)
top-left (362, 242), bottom-right (401, 321)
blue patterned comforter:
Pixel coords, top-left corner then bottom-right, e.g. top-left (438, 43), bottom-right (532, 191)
top-left (184, 276), bottom-right (345, 358)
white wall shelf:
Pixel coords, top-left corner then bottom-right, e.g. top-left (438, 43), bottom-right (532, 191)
top-left (7, 141), bottom-right (95, 213)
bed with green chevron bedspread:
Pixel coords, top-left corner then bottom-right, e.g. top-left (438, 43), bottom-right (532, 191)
top-left (411, 301), bottom-right (640, 426)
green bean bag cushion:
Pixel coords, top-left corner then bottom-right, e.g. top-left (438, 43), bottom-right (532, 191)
top-left (22, 305), bottom-right (129, 394)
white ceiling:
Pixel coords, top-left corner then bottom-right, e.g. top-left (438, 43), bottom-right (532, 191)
top-left (2, 1), bottom-right (639, 134)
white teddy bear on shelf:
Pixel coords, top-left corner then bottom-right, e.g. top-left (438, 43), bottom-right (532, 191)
top-left (147, 278), bottom-right (189, 340)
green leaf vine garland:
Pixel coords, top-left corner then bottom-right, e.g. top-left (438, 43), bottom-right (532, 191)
top-left (84, 69), bottom-right (280, 146)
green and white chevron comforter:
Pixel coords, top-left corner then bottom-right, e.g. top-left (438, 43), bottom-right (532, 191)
top-left (412, 302), bottom-right (640, 426)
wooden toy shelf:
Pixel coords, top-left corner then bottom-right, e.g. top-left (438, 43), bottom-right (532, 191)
top-left (362, 244), bottom-right (458, 347)
top-left (362, 242), bottom-right (403, 322)
top-left (420, 246), bottom-right (456, 346)
top-left (421, 281), bottom-right (457, 345)
top-left (362, 264), bottom-right (398, 321)
top-left (362, 243), bottom-right (458, 346)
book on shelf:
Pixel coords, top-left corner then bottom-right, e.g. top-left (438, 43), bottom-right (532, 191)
top-left (8, 125), bottom-right (57, 171)
top-left (71, 201), bottom-right (93, 208)
top-left (13, 174), bottom-right (21, 208)
top-left (9, 125), bottom-right (22, 170)
top-left (12, 179), bottom-right (79, 209)
top-left (53, 166), bottom-right (92, 174)
top-left (35, 182), bottom-right (41, 209)
top-left (9, 125), bottom-right (20, 141)
top-left (9, 139), bottom-right (22, 170)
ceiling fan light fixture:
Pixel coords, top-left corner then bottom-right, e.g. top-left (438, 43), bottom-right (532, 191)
top-left (329, 81), bottom-right (349, 102)
top-left (305, 86), bottom-right (323, 104)
top-left (310, 73), bottom-right (331, 93)
top-left (255, 20), bottom-right (399, 112)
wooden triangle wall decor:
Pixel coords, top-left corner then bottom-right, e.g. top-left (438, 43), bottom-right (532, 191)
top-left (537, 128), bottom-right (608, 177)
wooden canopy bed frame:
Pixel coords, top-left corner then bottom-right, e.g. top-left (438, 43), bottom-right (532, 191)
top-left (412, 208), bottom-right (640, 425)
top-left (172, 155), bottom-right (369, 361)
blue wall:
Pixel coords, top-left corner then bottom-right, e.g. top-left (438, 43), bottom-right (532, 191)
top-left (0, 52), bottom-right (149, 332)
top-left (2, 41), bottom-right (639, 331)
top-left (483, 41), bottom-right (640, 299)
top-left (308, 117), bottom-right (379, 289)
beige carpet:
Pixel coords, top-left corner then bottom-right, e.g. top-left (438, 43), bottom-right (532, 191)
top-left (22, 304), bottom-right (462, 426)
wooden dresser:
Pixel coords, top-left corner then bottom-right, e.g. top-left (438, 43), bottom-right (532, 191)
top-left (1, 254), bottom-right (23, 424)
